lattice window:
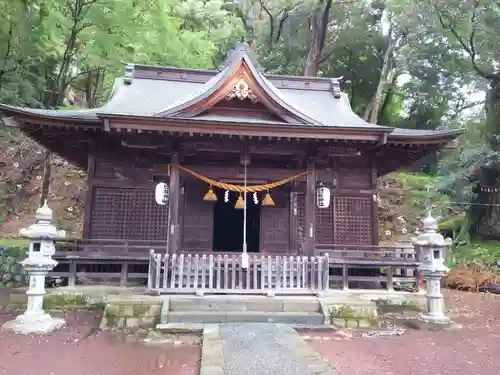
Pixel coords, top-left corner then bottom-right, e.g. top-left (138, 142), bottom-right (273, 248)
top-left (89, 187), bottom-right (169, 240)
top-left (333, 196), bottom-right (373, 244)
top-left (315, 195), bottom-right (334, 244)
top-left (297, 193), bottom-right (305, 234)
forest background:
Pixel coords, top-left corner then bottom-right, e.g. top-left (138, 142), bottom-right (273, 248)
top-left (1, 0), bottom-right (500, 268)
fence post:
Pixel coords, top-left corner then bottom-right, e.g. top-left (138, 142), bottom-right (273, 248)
top-left (147, 249), bottom-right (154, 290)
top-left (323, 254), bottom-right (330, 292)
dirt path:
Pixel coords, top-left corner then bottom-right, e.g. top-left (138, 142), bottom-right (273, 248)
top-left (307, 290), bottom-right (500, 375)
top-left (0, 308), bottom-right (201, 375)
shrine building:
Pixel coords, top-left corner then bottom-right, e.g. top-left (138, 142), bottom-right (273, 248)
top-left (0, 44), bottom-right (461, 288)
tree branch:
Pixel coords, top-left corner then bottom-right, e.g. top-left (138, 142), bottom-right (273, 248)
top-left (275, 9), bottom-right (289, 42)
top-left (259, 0), bottom-right (274, 48)
top-left (434, 2), bottom-right (490, 79)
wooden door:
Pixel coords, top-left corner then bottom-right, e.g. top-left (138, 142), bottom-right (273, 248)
top-left (181, 181), bottom-right (214, 252)
top-left (259, 191), bottom-right (290, 254)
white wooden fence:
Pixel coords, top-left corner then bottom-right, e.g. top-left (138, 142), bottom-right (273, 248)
top-left (147, 250), bottom-right (330, 294)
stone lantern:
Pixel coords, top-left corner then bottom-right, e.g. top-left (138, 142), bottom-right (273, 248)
top-left (413, 210), bottom-right (452, 324)
top-left (2, 201), bottom-right (66, 334)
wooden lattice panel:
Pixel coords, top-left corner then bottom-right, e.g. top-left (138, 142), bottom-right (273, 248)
top-left (89, 187), bottom-right (169, 240)
top-left (333, 196), bottom-right (373, 245)
top-left (315, 196), bottom-right (334, 244)
top-left (296, 193), bottom-right (305, 233)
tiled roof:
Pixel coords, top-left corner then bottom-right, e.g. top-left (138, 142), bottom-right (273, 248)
top-left (0, 44), bottom-right (464, 141)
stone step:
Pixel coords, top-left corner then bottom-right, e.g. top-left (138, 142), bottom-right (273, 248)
top-left (166, 310), bottom-right (325, 325)
top-left (168, 296), bottom-right (321, 313)
top-left (156, 323), bottom-right (204, 333)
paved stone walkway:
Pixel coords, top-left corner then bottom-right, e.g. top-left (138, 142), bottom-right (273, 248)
top-left (202, 323), bottom-right (336, 375)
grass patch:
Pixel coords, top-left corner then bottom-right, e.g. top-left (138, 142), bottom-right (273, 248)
top-left (0, 239), bottom-right (30, 248)
top-left (396, 172), bottom-right (437, 188)
top-left (43, 293), bottom-right (89, 310)
top-left (0, 238), bottom-right (29, 247)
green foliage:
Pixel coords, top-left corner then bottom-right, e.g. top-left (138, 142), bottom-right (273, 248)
top-left (394, 172), bottom-right (450, 218)
top-left (447, 241), bottom-right (500, 268)
top-left (0, 0), bottom-right (242, 108)
top-left (0, 245), bottom-right (28, 289)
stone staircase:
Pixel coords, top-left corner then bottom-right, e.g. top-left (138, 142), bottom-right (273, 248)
top-left (157, 295), bottom-right (326, 327)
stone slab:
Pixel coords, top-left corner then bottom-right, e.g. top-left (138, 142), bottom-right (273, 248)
top-left (156, 323), bottom-right (204, 333)
top-left (200, 325), bottom-right (225, 375)
top-left (168, 311), bottom-right (325, 325)
top-left (168, 295), bottom-right (320, 313)
top-left (218, 323), bottom-right (336, 375)
top-left (160, 297), bottom-right (170, 324)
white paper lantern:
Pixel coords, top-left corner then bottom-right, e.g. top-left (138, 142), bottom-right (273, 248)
top-left (155, 182), bottom-right (169, 205)
top-left (316, 186), bottom-right (331, 209)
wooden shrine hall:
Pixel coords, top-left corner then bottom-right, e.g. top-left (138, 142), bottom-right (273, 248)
top-left (0, 44), bottom-right (462, 291)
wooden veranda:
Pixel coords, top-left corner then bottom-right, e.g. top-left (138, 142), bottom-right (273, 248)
top-left (49, 239), bottom-right (421, 293)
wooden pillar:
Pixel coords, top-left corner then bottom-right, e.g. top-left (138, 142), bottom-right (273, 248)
top-left (305, 162), bottom-right (316, 256)
top-left (371, 162), bottom-right (379, 245)
top-left (167, 153), bottom-right (180, 254)
top-left (82, 154), bottom-right (95, 239)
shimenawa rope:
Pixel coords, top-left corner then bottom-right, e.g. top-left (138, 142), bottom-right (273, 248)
top-left (168, 164), bottom-right (309, 192)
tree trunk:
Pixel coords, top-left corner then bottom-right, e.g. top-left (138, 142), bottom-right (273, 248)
top-left (39, 150), bottom-right (51, 207)
top-left (377, 74), bottom-right (399, 124)
top-left (363, 39), bottom-right (394, 123)
top-left (473, 77), bottom-right (500, 238)
top-left (303, 0), bottom-right (333, 77)
top-left (472, 180), bottom-right (500, 239)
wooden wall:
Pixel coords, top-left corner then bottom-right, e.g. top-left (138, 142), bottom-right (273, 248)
top-left (83, 153), bottom-right (378, 251)
top-left (298, 156), bottom-right (377, 249)
top-left (83, 154), bottom-right (170, 241)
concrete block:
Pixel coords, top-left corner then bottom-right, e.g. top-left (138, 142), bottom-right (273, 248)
top-left (140, 316), bottom-right (156, 328)
top-left (125, 317), bottom-right (140, 330)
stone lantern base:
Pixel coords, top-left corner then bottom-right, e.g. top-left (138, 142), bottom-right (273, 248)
top-left (419, 313), bottom-right (451, 325)
top-left (402, 317), bottom-right (462, 332)
top-left (2, 312), bottom-right (65, 335)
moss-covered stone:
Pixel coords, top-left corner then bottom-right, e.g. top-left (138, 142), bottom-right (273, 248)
top-left (101, 304), bottom-right (120, 328)
top-left (132, 304), bottom-right (150, 317)
top-left (374, 298), bottom-right (423, 314)
top-left (329, 304), bottom-right (378, 328)
top-left (100, 302), bottom-right (161, 331)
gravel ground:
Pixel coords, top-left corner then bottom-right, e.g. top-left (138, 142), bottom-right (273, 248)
top-left (307, 289), bottom-right (500, 375)
top-left (0, 296), bottom-right (201, 375)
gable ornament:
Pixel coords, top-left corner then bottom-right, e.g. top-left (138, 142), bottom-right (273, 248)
top-left (226, 78), bottom-right (259, 103)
